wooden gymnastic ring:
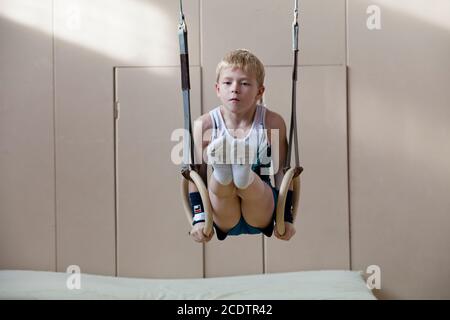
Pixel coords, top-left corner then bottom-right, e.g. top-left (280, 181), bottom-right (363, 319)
top-left (275, 167), bottom-right (302, 236)
top-left (181, 170), bottom-right (214, 237)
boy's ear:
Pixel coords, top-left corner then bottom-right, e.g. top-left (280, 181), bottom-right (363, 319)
top-left (257, 85), bottom-right (265, 98)
top-left (215, 83), bottom-right (220, 96)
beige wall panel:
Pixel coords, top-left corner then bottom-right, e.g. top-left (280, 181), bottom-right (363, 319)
top-left (116, 67), bottom-right (203, 278)
top-left (264, 66), bottom-right (349, 272)
top-left (201, 68), bottom-right (219, 114)
top-left (0, 1), bottom-right (55, 270)
top-left (205, 235), bottom-right (263, 278)
top-left (54, 0), bottom-right (117, 275)
top-left (202, 0), bottom-right (345, 69)
top-left (348, 0), bottom-right (450, 299)
top-left (54, 0), bottom-right (200, 276)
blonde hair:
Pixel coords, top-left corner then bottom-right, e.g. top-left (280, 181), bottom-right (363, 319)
top-left (215, 49), bottom-right (265, 86)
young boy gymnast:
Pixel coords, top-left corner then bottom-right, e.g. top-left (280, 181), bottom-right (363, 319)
top-left (188, 49), bottom-right (295, 243)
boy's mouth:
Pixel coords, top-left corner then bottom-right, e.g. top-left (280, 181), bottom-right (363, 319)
top-left (229, 98), bottom-right (240, 102)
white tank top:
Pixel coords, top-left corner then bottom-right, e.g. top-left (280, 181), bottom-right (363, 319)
top-left (209, 104), bottom-right (272, 180)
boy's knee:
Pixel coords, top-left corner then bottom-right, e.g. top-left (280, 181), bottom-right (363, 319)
top-left (232, 165), bottom-right (254, 189)
top-left (209, 182), bottom-right (236, 198)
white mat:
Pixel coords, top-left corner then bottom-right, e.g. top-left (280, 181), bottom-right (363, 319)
top-left (0, 270), bottom-right (376, 300)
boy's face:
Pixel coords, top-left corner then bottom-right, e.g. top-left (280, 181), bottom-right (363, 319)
top-left (215, 66), bottom-right (265, 114)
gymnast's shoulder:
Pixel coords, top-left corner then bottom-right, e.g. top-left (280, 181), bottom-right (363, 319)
top-left (192, 112), bottom-right (213, 146)
top-left (264, 107), bottom-right (287, 133)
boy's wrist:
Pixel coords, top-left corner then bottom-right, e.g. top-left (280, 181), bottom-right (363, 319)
top-left (192, 212), bottom-right (206, 225)
top-left (189, 192), bottom-right (205, 225)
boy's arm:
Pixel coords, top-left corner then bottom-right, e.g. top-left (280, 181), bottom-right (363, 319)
top-left (268, 111), bottom-right (288, 191)
top-left (188, 114), bottom-right (211, 192)
top-left (268, 111), bottom-right (297, 237)
top-left (187, 114), bottom-right (214, 242)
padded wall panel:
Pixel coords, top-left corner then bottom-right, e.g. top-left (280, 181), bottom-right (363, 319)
top-left (115, 67), bottom-right (203, 278)
top-left (263, 66), bottom-right (349, 272)
top-left (202, 0), bottom-right (345, 69)
top-left (0, 0), bottom-right (55, 271)
top-left (348, 0), bottom-right (450, 299)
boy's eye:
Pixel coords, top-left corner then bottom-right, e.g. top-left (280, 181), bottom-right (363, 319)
top-left (241, 82), bottom-right (250, 86)
top-left (223, 81), bottom-right (231, 85)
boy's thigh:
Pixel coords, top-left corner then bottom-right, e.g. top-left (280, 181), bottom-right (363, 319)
top-left (208, 190), bottom-right (241, 231)
top-left (240, 183), bottom-right (275, 228)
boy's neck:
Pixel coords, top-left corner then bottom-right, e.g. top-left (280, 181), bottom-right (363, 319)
top-left (220, 104), bottom-right (257, 129)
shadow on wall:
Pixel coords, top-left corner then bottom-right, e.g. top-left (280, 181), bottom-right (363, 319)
top-left (0, 0), bottom-right (176, 66)
top-left (349, 0), bottom-right (450, 299)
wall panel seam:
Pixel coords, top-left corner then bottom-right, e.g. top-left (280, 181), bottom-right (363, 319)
top-left (112, 65), bottom-right (202, 68)
top-left (113, 67), bottom-right (119, 277)
top-left (266, 64), bottom-right (346, 68)
top-left (52, 0), bottom-right (58, 272)
top-left (344, 0), bottom-right (352, 271)
top-left (199, 0), bottom-right (203, 69)
top-left (345, 1), bottom-right (352, 271)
